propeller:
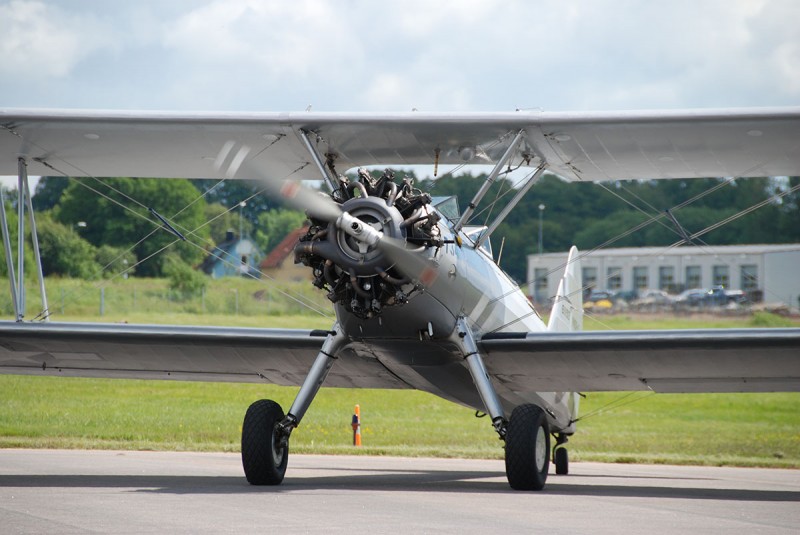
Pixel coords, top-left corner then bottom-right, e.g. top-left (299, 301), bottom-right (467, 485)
top-left (215, 140), bottom-right (342, 223)
top-left (214, 141), bottom-right (451, 292)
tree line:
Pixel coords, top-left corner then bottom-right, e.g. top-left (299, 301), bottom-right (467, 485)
top-left (5, 176), bottom-right (304, 280)
top-left (2, 172), bottom-right (798, 285)
top-left (419, 173), bottom-right (800, 282)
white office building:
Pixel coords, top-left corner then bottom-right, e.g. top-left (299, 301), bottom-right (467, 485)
top-left (527, 244), bottom-right (800, 307)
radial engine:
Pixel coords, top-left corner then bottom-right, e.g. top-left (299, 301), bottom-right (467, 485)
top-left (294, 169), bottom-right (443, 319)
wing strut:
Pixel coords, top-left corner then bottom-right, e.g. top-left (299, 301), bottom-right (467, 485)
top-left (298, 129), bottom-right (339, 194)
top-left (474, 165), bottom-right (546, 249)
top-left (453, 130), bottom-right (525, 233)
top-left (0, 188), bottom-right (18, 317)
top-left (0, 158), bottom-right (50, 321)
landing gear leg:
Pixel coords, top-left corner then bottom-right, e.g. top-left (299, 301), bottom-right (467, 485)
top-left (241, 324), bottom-right (347, 485)
top-left (452, 318), bottom-right (507, 438)
top-left (554, 434), bottom-right (569, 475)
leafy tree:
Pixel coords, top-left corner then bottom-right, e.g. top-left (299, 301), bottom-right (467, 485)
top-left (192, 179), bottom-right (277, 225)
top-left (56, 178), bottom-right (210, 277)
top-left (36, 214), bottom-right (101, 279)
top-left (204, 202), bottom-right (245, 245)
top-left (254, 209), bottom-right (307, 253)
top-left (32, 176), bottom-right (69, 211)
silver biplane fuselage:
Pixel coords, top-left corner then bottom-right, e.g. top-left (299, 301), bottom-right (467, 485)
top-left (330, 204), bottom-right (574, 429)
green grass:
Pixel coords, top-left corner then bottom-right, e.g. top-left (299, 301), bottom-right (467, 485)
top-left (582, 311), bottom-right (800, 330)
top-left (0, 276), bottom-right (335, 322)
top-left (1, 276), bottom-right (799, 468)
top-left (2, 376), bottom-right (797, 468)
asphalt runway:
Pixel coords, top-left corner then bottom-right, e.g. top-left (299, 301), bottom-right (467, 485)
top-left (1, 450), bottom-right (798, 534)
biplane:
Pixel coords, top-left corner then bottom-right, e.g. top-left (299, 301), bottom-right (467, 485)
top-left (1, 107), bottom-right (799, 490)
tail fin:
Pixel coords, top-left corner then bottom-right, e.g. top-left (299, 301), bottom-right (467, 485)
top-left (547, 246), bottom-right (583, 332)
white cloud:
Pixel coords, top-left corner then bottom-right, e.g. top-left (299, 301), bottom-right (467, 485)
top-left (359, 72), bottom-right (473, 111)
top-left (163, 0), bottom-right (363, 78)
top-left (0, 0), bottom-right (797, 111)
top-left (0, 0), bottom-right (113, 79)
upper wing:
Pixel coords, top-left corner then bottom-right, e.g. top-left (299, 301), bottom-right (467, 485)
top-left (480, 328), bottom-right (800, 393)
top-left (2, 107), bottom-right (799, 182)
top-left (0, 321), bottom-right (407, 389)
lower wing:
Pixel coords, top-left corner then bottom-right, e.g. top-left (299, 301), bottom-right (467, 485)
top-left (1, 321), bottom-right (798, 394)
top-left (480, 328), bottom-right (800, 393)
top-left (0, 321), bottom-right (406, 389)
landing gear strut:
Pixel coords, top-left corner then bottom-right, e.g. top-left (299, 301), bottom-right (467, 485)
top-left (451, 318), bottom-right (553, 490)
top-left (241, 324), bottom-right (347, 485)
top-left (554, 434), bottom-right (569, 475)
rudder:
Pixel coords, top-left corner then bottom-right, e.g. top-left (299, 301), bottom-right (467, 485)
top-left (547, 246), bottom-right (583, 333)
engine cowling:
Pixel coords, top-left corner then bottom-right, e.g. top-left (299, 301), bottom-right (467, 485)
top-left (294, 169), bottom-right (441, 319)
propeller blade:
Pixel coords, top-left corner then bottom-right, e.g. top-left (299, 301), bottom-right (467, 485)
top-left (215, 141), bottom-right (342, 223)
top-left (273, 178), bottom-right (343, 222)
top-left (377, 236), bottom-right (452, 292)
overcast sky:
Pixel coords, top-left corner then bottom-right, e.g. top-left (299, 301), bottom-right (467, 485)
top-left (1, 0), bottom-right (798, 113)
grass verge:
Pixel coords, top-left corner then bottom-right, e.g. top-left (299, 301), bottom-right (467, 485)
top-left (1, 376), bottom-right (797, 468)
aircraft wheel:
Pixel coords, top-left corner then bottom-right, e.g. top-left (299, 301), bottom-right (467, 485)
top-left (241, 399), bottom-right (288, 485)
top-left (505, 404), bottom-right (550, 490)
top-left (554, 446), bottom-right (569, 475)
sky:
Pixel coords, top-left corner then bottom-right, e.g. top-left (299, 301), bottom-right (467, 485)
top-left (1, 0), bottom-right (798, 188)
top-left (1, 0), bottom-right (798, 113)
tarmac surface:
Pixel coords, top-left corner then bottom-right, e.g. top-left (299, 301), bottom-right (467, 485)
top-left (0, 449), bottom-right (798, 534)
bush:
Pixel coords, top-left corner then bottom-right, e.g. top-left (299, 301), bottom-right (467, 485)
top-left (36, 215), bottom-right (101, 279)
top-left (163, 254), bottom-right (207, 299)
top-left (95, 245), bottom-right (137, 279)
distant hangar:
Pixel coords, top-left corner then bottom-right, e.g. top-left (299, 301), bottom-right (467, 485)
top-left (528, 244), bottom-right (800, 309)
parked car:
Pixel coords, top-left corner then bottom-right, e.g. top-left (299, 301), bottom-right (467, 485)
top-left (632, 289), bottom-right (675, 310)
top-left (675, 288), bottom-right (707, 307)
top-left (614, 289), bottom-right (639, 303)
top-left (586, 289), bottom-right (617, 303)
top-left (705, 286), bottom-right (748, 305)
top-left (704, 286), bottom-right (729, 306)
top-left (637, 289), bottom-right (674, 305)
top-left (675, 286), bottom-right (748, 308)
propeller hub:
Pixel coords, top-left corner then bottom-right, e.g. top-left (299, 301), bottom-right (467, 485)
top-left (334, 197), bottom-right (404, 276)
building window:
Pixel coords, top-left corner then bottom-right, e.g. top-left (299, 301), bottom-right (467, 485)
top-left (533, 268), bottom-right (548, 302)
top-left (534, 268), bottom-right (548, 291)
top-left (686, 265), bottom-right (701, 288)
top-left (713, 265), bottom-right (729, 287)
top-left (658, 266), bottom-right (675, 291)
top-left (740, 265), bottom-right (758, 291)
top-left (582, 267), bottom-right (597, 290)
top-left (633, 266), bottom-right (648, 289)
top-left (607, 267), bottom-right (622, 290)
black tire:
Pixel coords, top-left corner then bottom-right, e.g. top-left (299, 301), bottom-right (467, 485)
top-left (241, 399), bottom-right (288, 485)
top-left (505, 404), bottom-right (550, 490)
top-left (554, 446), bottom-right (569, 475)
